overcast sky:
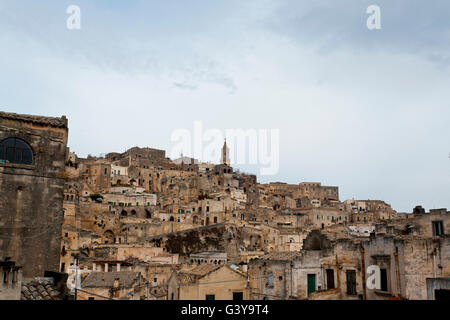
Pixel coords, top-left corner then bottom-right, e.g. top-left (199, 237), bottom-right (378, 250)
top-left (0, 0), bottom-right (449, 212)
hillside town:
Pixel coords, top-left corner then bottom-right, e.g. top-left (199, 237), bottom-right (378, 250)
top-left (0, 111), bottom-right (449, 300)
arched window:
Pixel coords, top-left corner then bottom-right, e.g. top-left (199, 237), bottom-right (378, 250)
top-left (0, 138), bottom-right (33, 165)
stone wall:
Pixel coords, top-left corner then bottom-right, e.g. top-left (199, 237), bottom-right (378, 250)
top-left (0, 112), bottom-right (68, 277)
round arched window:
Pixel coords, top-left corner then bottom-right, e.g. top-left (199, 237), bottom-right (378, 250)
top-left (0, 138), bottom-right (33, 165)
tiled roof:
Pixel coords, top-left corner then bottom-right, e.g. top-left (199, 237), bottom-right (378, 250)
top-left (0, 111), bottom-right (68, 128)
top-left (21, 278), bottom-right (62, 300)
top-left (190, 251), bottom-right (227, 258)
top-left (181, 264), bottom-right (221, 276)
top-left (176, 264), bottom-right (222, 284)
top-left (176, 273), bottom-right (197, 284)
top-left (82, 271), bottom-right (146, 288)
top-left (148, 286), bottom-right (167, 298)
top-left (261, 251), bottom-right (303, 261)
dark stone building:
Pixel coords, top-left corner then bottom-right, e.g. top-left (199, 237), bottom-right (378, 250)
top-left (0, 111), bottom-right (68, 278)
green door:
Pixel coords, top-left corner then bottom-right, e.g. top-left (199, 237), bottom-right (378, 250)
top-left (307, 274), bottom-right (316, 296)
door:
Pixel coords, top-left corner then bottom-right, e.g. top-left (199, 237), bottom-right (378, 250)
top-left (233, 292), bottom-right (243, 300)
top-left (435, 289), bottom-right (450, 300)
top-left (307, 274), bottom-right (316, 296)
top-left (326, 269), bottom-right (335, 289)
top-left (380, 268), bottom-right (388, 292)
top-left (346, 270), bottom-right (357, 295)
top-left (205, 294), bottom-right (215, 300)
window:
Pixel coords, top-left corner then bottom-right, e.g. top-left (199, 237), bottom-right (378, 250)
top-left (267, 273), bottom-right (274, 286)
top-left (432, 221), bottom-right (444, 236)
top-left (0, 138), bottom-right (33, 165)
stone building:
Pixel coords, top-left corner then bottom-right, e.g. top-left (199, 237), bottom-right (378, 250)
top-left (0, 258), bottom-right (23, 300)
top-left (79, 162), bottom-right (111, 193)
top-left (21, 271), bottom-right (69, 300)
top-left (426, 278), bottom-right (450, 300)
top-left (79, 271), bottom-right (148, 300)
top-left (363, 210), bottom-right (450, 300)
top-left (168, 264), bottom-right (249, 300)
top-left (190, 252), bottom-right (227, 265)
top-left (248, 230), bottom-right (365, 300)
top-left (0, 111), bottom-right (68, 277)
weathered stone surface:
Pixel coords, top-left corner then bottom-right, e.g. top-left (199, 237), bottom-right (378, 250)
top-left (0, 112), bottom-right (68, 277)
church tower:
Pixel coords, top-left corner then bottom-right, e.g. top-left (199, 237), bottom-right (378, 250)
top-left (221, 139), bottom-right (230, 166)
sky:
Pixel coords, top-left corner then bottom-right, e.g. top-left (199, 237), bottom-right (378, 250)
top-left (0, 0), bottom-right (449, 212)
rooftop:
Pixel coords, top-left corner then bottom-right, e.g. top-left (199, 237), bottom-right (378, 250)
top-left (21, 278), bottom-right (62, 300)
top-left (0, 111), bottom-right (68, 128)
top-left (180, 264), bottom-right (221, 277)
top-left (260, 251), bottom-right (303, 261)
top-left (82, 271), bottom-right (145, 288)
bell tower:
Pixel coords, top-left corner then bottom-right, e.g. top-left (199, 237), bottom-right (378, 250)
top-left (221, 139), bottom-right (230, 166)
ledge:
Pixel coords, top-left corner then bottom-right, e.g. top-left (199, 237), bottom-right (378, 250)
top-left (374, 290), bottom-right (393, 297)
top-left (0, 162), bottom-right (36, 170)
